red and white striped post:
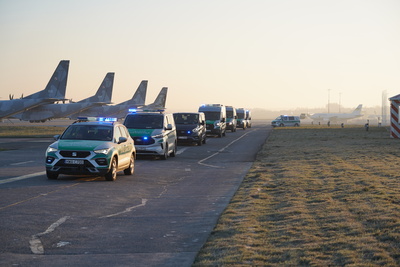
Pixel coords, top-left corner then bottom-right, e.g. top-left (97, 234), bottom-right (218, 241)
top-left (389, 94), bottom-right (400, 138)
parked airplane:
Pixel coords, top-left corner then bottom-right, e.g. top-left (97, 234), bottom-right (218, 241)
top-left (0, 60), bottom-right (69, 120)
top-left (12, 72), bottom-right (114, 122)
top-left (301, 104), bottom-right (363, 124)
top-left (128, 87), bottom-right (168, 113)
top-left (112, 86), bottom-right (168, 118)
top-left (69, 80), bottom-right (148, 119)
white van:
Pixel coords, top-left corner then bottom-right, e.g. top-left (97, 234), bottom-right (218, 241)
top-left (198, 104), bottom-right (227, 137)
top-left (271, 115), bottom-right (301, 127)
top-left (123, 111), bottom-right (177, 159)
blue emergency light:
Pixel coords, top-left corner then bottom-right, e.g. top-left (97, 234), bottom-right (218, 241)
top-left (98, 117), bottom-right (117, 122)
top-left (128, 108), bottom-right (165, 113)
top-left (75, 117), bottom-right (116, 122)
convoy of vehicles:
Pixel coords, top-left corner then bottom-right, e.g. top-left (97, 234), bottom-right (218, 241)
top-left (123, 110), bottom-right (177, 160)
top-left (45, 117), bottom-right (136, 181)
top-left (45, 104), bottom-right (254, 179)
top-left (18, 62), bottom-right (262, 178)
top-left (173, 112), bottom-right (206, 146)
top-left (198, 104), bottom-right (227, 137)
top-left (271, 115), bottom-right (301, 127)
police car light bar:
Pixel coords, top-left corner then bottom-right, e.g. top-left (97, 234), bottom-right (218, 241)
top-left (201, 104), bottom-right (223, 107)
top-left (75, 117), bottom-right (117, 122)
top-left (97, 117), bottom-right (117, 122)
top-left (128, 108), bottom-right (165, 113)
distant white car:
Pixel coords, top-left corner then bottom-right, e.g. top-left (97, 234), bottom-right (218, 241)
top-left (271, 115), bottom-right (301, 127)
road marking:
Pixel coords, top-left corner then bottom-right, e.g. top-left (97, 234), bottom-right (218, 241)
top-left (198, 130), bottom-right (255, 168)
top-left (0, 182), bottom-right (81, 211)
top-left (100, 198), bottom-right (148, 218)
top-left (10, 160), bottom-right (35, 166)
top-left (176, 147), bottom-right (189, 155)
top-left (0, 171), bottom-right (46, 185)
top-left (30, 216), bottom-right (70, 255)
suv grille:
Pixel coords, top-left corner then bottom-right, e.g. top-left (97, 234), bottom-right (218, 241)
top-left (133, 136), bottom-right (155, 145)
top-left (206, 124), bottom-right (215, 130)
top-left (60, 151), bottom-right (91, 158)
top-left (178, 130), bottom-right (191, 136)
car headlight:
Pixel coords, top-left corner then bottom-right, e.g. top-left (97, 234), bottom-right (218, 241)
top-left (192, 127), bottom-right (199, 133)
top-left (152, 133), bottom-right (164, 139)
top-left (94, 148), bottom-right (111, 154)
top-left (47, 147), bottom-right (58, 153)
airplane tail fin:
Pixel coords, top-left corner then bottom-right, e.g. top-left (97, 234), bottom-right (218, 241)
top-left (352, 104), bottom-right (363, 115)
top-left (24, 60), bottom-right (69, 100)
top-left (145, 87), bottom-right (168, 109)
top-left (80, 72), bottom-right (114, 103)
top-left (128, 80), bottom-right (148, 106)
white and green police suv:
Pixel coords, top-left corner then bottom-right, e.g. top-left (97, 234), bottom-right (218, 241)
top-left (123, 110), bottom-right (177, 160)
top-left (45, 117), bottom-right (136, 181)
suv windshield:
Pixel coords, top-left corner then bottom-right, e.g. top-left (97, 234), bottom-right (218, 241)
top-left (203, 111), bottom-right (220, 121)
top-left (124, 114), bottom-right (163, 129)
top-left (61, 125), bottom-right (113, 141)
top-left (237, 112), bottom-right (245, 119)
top-left (173, 114), bottom-right (199, 124)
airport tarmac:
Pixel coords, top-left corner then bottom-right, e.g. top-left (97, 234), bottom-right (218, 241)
top-left (0, 120), bottom-right (272, 266)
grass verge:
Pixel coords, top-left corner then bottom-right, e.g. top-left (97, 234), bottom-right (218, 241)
top-left (0, 126), bottom-right (66, 138)
top-left (194, 125), bottom-right (400, 266)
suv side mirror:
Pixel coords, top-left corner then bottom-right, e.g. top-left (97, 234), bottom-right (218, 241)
top-left (221, 118), bottom-right (225, 123)
top-left (118, 136), bottom-right (127, 144)
top-left (54, 134), bottom-right (60, 140)
top-left (165, 124), bottom-right (173, 130)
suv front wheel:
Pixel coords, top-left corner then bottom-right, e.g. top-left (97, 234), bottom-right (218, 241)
top-left (161, 143), bottom-right (169, 160)
top-left (47, 171), bottom-right (59, 180)
top-left (105, 157), bottom-right (117, 181)
top-left (170, 142), bottom-right (177, 157)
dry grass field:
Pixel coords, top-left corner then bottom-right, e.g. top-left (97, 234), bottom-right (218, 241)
top-left (194, 125), bottom-right (400, 266)
top-left (0, 126), bottom-right (66, 138)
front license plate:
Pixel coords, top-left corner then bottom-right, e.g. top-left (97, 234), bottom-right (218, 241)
top-left (178, 136), bottom-right (188, 139)
top-left (65, 159), bottom-right (84, 165)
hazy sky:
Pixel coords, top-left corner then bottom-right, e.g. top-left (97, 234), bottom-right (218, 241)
top-left (1, 0), bottom-right (399, 112)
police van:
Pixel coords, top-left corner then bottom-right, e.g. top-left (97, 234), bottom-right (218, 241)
top-left (123, 109), bottom-right (177, 159)
top-left (236, 108), bottom-right (247, 130)
top-left (173, 112), bottom-right (206, 145)
top-left (198, 104), bottom-right (226, 137)
top-left (271, 115), bottom-right (301, 127)
top-left (225, 106), bottom-right (237, 132)
top-left (245, 109), bottom-right (252, 128)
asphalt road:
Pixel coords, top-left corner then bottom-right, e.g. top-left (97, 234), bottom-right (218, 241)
top-left (0, 120), bottom-right (272, 267)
